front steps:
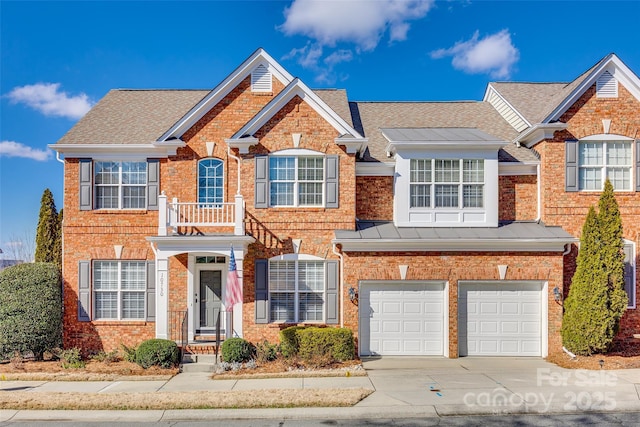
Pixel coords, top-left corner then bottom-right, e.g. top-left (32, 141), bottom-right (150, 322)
top-left (180, 353), bottom-right (220, 373)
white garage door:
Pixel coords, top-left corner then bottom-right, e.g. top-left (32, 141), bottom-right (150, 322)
top-left (359, 282), bottom-right (446, 356)
top-left (458, 282), bottom-right (543, 356)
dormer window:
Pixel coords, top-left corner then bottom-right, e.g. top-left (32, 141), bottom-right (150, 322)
top-left (410, 159), bottom-right (484, 209)
top-left (251, 64), bottom-right (272, 92)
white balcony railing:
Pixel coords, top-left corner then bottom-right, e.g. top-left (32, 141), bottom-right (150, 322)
top-left (158, 193), bottom-right (245, 236)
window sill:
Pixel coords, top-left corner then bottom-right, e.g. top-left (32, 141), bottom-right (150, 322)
top-left (91, 210), bottom-right (149, 215)
top-left (91, 320), bottom-right (152, 326)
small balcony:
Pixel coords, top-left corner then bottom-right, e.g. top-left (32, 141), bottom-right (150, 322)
top-left (157, 193), bottom-right (245, 236)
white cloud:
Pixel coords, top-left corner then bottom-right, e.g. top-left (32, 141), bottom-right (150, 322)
top-left (280, 0), bottom-right (434, 82)
top-left (431, 29), bottom-right (520, 78)
top-left (7, 82), bottom-right (93, 119)
top-left (281, 0), bottom-right (433, 51)
top-left (0, 140), bottom-right (52, 161)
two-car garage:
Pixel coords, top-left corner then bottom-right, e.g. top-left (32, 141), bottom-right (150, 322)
top-left (358, 281), bottom-right (546, 357)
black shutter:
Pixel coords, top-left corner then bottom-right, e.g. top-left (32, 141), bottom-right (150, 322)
top-left (147, 159), bottom-right (159, 211)
top-left (79, 159), bottom-right (93, 210)
top-left (255, 156), bottom-right (268, 208)
top-left (146, 261), bottom-right (156, 321)
top-left (565, 140), bottom-right (579, 192)
top-left (255, 259), bottom-right (269, 323)
top-left (325, 260), bottom-right (339, 324)
top-left (624, 244), bottom-right (635, 308)
top-left (78, 261), bottom-right (91, 321)
top-left (325, 155), bottom-right (339, 208)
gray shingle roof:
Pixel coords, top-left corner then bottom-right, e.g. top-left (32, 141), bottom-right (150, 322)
top-left (314, 89), bottom-right (353, 128)
top-left (56, 90), bottom-right (211, 145)
top-left (381, 127), bottom-right (506, 143)
top-left (489, 59), bottom-right (601, 124)
top-left (349, 101), bottom-right (537, 163)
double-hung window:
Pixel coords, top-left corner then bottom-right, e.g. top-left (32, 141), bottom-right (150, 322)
top-left (579, 141), bottom-right (632, 191)
top-left (93, 261), bottom-right (146, 320)
top-left (269, 156), bottom-right (324, 206)
top-left (410, 159), bottom-right (484, 208)
top-left (198, 159), bottom-right (224, 207)
top-left (95, 161), bottom-right (147, 209)
top-left (269, 260), bottom-right (325, 322)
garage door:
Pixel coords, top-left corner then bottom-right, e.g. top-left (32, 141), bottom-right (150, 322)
top-left (359, 282), bottom-right (446, 356)
top-left (458, 282), bottom-right (543, 356)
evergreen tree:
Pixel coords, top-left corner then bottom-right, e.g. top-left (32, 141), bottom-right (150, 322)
top-left (35, 189), bottom-right (61, 266)
top-left (561, 180), bottom-right (628, 355)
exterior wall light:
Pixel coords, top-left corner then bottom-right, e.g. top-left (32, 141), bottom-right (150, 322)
top-left (348, 286), bottom-right (358, 302)
top-left (553, 286), bottom-right (562, 301)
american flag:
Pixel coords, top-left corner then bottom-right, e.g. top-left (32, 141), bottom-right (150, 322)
top-left (225, 247), bottom-right (242, 310)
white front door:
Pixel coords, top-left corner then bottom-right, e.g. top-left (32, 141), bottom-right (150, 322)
top-left (359, 281), bottom-right (446, 356)
top-left (458, 281), bottom-right (544, 356)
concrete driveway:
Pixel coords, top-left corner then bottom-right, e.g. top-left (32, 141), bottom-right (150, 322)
top-left (359, 357), bottom-right (640, 415)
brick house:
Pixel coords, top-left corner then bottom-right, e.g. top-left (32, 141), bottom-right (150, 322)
top-left (51, 49), bottom-right (640, 358)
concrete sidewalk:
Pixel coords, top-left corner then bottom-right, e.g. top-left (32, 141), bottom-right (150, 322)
top-left (1, 357), bottom-right (640, 422)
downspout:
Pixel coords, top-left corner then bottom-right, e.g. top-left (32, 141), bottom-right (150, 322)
top-left (55, 151), bottom-right (65, 312)
top-left (332, 243), bottom-right (345, 328)
top-left (227, 146), bottom-right (241, 195)
top-left (535, 163), bottom-right (541, 222)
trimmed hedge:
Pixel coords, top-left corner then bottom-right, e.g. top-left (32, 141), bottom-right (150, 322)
top-left (297, 327), bottom-right (355, 362)
top-left (0, 263), bottom-right (62, 360)
top-left (279, 326), bottom-right (306, 358)
top-left (221, 337), bottom-right (255, 363)
top-left (135, 339), bottom-right (179, 369)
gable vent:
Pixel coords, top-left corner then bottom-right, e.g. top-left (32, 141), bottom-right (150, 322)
top-left (596, 70), bottom-right (618, 98)
top-left (251, 64), bottom-right (272, 93)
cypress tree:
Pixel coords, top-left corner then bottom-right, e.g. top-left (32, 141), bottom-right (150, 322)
top-left (35, 189), bottom-right (61, 265)
top-left (561, 180), bottom-right (628, 355)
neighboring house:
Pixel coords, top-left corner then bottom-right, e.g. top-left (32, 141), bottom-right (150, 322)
top-left (0, 259), bottom-right (23, 271)
top-left (51, 49), bottom-right (640, 358)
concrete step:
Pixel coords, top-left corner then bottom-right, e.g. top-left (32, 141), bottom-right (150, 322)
top-left (180, 362), bottom-right (217, 373)
top-left (182, 354), bottom-right (219, 364)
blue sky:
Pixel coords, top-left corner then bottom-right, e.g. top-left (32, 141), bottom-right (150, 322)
top-left (1, 0), bottom-right (639, 260)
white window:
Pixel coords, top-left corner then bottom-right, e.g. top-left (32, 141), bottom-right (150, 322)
top-left (269, 156), bottom-right (324, 207)
top-left (410, 159), bottom-right (484, 208)
top-left (578, 141), bottom-right (632, 191)
top-left (93, 261), bottom-right (146, 320)
top-left (269, 260), bottom-right (325, 322)
top-left (198, 159), bottom-right (224, 207)
top-left (95, 161), bottom-right (147, 209)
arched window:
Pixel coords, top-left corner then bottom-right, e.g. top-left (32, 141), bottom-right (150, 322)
top-left (198, 159), bottom-right (224, 206)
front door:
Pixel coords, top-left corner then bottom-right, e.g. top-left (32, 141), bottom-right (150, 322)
top-left (199, 270), bottom-right (222, 333)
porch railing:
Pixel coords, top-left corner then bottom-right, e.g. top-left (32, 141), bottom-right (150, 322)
top-left (169, 310), bottom-right (188, 359)
top-left (158, 193), bottom-right (245, 236)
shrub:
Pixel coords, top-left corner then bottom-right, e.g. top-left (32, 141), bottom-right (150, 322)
top-left (0, 263), bottom-right (62, 360)
top-left (59, 347), bottom-right (85, 369)
top-left (297, 327), bottom-right (355, 364)
top-left (255, 340), bottom-right (278, 363)
top-left (135, 339), bottom-right (179, 369)
top-left (91, 349), bottom-right (121, 364)
top-left (121, 344), bottom-right (137, 363)
top-left (221, 337), bottom-right (254, 363)
top-left (279, 326), bottom-right (306, 358)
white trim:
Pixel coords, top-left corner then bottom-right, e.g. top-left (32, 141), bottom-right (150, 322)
top-left (159, 49), bottom-right (294, 141)
top-left (226, 78), bottom-right (366, 155)
top-left (544, 55), bottom-right (640, 123)
top-left (483, 84), bottom-right (532, 130)
top-left (270, 148), bottom-right (322, 156)
top-left (516, 123), bottom-right (568, 148)
top-left (581, 134), bottom-right (634, 141)
top-left (355, 162), bottom-right (395, 177)
top-left (269, 253), bottom-right (324, 261)
top-left (498, 162), bottom-right (539, 176)
top-left (49, 142), bottom-right (185, 158)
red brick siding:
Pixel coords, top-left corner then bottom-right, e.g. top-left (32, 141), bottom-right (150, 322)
top-left (539, 83), bottom-right (640, 348)
top-left (498, 175), bottom-right (538, 221)
top-left (356, 176), bottom-right (394, 220)
top-left (341, 251), bottom-right (564, 358)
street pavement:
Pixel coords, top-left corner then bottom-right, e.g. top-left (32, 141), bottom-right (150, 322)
top-left (1, 357), bottom-right (640, 422)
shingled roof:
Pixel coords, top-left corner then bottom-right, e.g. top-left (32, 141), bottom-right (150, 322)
top-left (349, 101), bottom-right (537, 163)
